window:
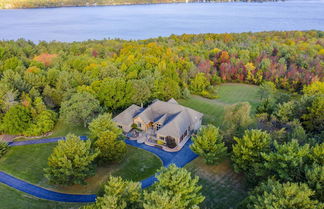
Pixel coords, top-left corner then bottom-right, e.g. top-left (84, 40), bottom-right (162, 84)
top-left (160, 136), bottom-right (164, 140)
top-left (156, 123), bottom-right (161, 130)
top-left (137, 123), bottom-right (141, 128)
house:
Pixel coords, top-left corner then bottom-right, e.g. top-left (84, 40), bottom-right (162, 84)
top-left (113, 98), bottom-right (203, 151)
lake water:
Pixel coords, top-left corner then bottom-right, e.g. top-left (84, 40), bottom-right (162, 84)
top-left (0, 0), bottom-right (324, 42)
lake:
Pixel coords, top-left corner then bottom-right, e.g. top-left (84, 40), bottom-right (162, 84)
top-left (0, 0), bottom-right (324, 42)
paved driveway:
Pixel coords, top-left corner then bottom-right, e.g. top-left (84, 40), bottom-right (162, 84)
top-left (0, 136), bottom-right (198, 202)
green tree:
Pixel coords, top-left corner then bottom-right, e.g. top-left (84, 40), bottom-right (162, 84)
top-left (309, 143), bottom-right (324, 165)
top-left (222, 102), bottom-right (253, 139)
top-left (262, 140), bottom-right (310, 182)
top-left (60, 92), bottom-right (100, 127)
top-left (232, 129), bottom-right (271, 180)
top-left (91, 77), bottom-right (133, 110)
top-left (24, 110), bottom-right (57, 136)
top-left (143, 190), bottom-right (184, 209)
top-left (191, 125), bottom-right (227, 165)
top-left (246, 179), bottom-right (321, 209)
top-left (88, 113), bottom-right (122, 139)
top-left (0, 105), bottom-right (32, 134)
top-left (150, 164), bottom-right (204, 209)
top-left (94, 131), bottom-right (127, 163)
top-left (93, 176), bottom-right (142, 209)
top-left (303, 81), bottom-right (324, 95)
top-left (44, 134), bottom-right (99, 185)
top-left (258, 81), bottom-right (276, 100)
top-left (190, 73), bottom-right (209, 93)
top-left (305, 164), bottom-right (324, 201)
top-left (302, 95), bottom-right (324, 134)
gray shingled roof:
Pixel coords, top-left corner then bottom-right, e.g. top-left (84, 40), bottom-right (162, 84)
top-left (135, 99), bottom-right (203, 138)
top-left (113, 104), bottom-right (143, 126)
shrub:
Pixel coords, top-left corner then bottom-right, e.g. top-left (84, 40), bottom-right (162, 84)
top-left (0, 141), bottom-right (9, 158)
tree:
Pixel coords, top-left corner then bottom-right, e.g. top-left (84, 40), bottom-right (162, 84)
top-left (94, 131), bottom-right (127, 163)
top-left (261, 140), bottom-right (310, 182)
top-left (143, 190), bottom-right (185, 209)
top-left (303, 81), bottom-right (324, 95)
top-left (24, 110), bottom-right (57, 136)
top-left (232, 129), bottom-right (271, 180)
top-left (91, 176), bottom-right (142, 209)
top-left (44, 134), bottom-right (99, 185)
top-left (309, 143), bottom-right (324, 165)
top-left (258, 81), bottom-right (276, 100)
top-left (222, 102), bottom-right (253, 140)
top-left (60, 92), bottom-right (100, 127)
top-left (0, 105), bottom-right (32, 135)
top-left (191, 125), bottom-right (227, 165)
top-left (0, 141), bottom-right (9, 158)
top-left (88, 113), bottom-right (122, 139)
top-left (302, 95), bottom-right (324, 134)
top-left (305, 164), bottom-right (324, 201)
top-left (91, 77), bottom-right (133, 110)
top-left (190, 73), bottom-right (209, 93)
top-left (149, 164), bottom-right (204, 209)
top-left (246, 179), bottom-right (321, 209)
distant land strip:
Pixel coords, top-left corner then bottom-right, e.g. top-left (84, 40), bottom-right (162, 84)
top-left (0, 0), bottom-right (283, 9)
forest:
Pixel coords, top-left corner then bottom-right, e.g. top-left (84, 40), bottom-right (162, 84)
top-left (0, 0), bottom-right (282, 9)
top-left (0, 30), bottom-right (323, 208)
top-left (0, 30), bottom-right (323, 136)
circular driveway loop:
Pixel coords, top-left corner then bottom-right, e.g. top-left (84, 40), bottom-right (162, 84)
top-left (0, 136), bottom-right (198, 202)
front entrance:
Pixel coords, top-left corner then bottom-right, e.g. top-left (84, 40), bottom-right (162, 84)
top-left (165, 136), bottom-right (177, 149)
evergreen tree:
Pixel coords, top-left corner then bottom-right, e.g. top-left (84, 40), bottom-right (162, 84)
top-left (44, 134), bottom-right (99, 185)
top-left (88, 113), bottom-right (122, 139)
top-left (262, 140), bottom-right (310, 182)
top-left (191, 124), bottom-right (227, 165)
top-left (246, 179), bottom-right (321, 209)
top-left (0, 105), bottom-right (32, 134)
top-left (94, 176), bottom-right (142, 209)
top-left (232, 129), bottom-right (271, 180)
top-left (305, 164), bottom-right (324, 201)
top-left (143, 190), bottom-right (185, 209)
top-left (94, 131), bottom-right (127, 163)
top-left (150, 164), bottom-right (205, 209)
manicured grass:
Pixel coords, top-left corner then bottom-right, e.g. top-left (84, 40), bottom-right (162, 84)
top-left (0, 143), bottom-right (161, 195)
top-left (0, 184), bottom-right (83, 209)
top-left (185, 158), bottom-right (247, 209)
top-left (179, 95), bottom-right (225, 126)
top-left (0, 143), bottom-right (57, 184)
top-left (217, 83), bottom-right (260, 109)
top-left (50, 120), bottom-right (90, 138)
top-left (179, 83), bottom-right (260, 126)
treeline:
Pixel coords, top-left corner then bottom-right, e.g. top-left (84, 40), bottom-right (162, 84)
top-left (0, 0), bottom-right (283, 9)
top-left (0, 30), bottom-right (323, 136)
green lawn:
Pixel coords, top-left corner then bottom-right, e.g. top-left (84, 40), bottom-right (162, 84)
top-left (0, 143), bottom-right (161, 194)
top-left (179, 83), bottom-right (260, 126)
top-left (0, 184), bottom-right (83, 209)
top-left (179, 83), bottom-right (259, 209)
top-left (185, 158), bottom-right (247, 209)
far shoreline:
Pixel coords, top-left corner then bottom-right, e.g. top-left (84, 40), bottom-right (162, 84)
top-left (0, 0), bottom-right (284, 10)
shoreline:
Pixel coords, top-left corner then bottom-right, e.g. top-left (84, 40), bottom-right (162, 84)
top-left (0, 0), bottom-right (283, 10)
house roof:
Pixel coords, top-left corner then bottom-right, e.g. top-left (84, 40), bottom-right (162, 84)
top-left (135, 99), bottom-right (203, 138)
top-left (113, 104), bottom-right (143, 126)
